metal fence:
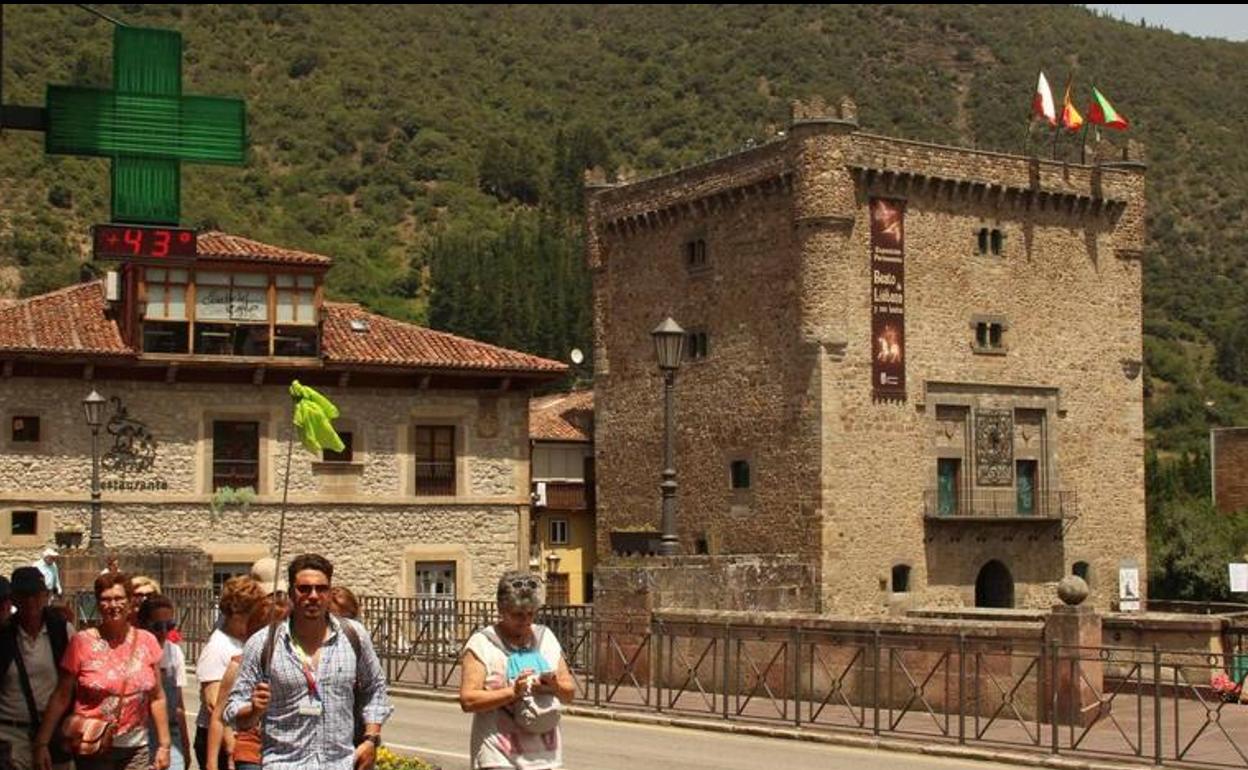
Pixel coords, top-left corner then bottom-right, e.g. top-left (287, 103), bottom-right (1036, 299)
top-left (68, 590), bottom-right (1248, 768)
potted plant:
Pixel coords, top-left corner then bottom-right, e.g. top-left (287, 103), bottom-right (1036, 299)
top-left (54, 526), bottom-right (85, 550)
top-left (210, 485), bottom-right (258, 515)
top-left (375, 747), bottom-right (439, 770)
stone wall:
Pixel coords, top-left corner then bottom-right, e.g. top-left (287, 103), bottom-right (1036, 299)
top-left (1213, 427), bottom-right (1248, 515)
top-left (589, 99), bottom-right (1146, 616)
top-left (0, 376), bottom-right (531, 599)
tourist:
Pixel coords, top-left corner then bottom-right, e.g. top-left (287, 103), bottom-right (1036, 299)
top-left (137, 596), bottom-right (189, 770)
top-left (193, 577), bottom-right (265, 770)
top-left (33, 572), bottom-right (170, 770)
top-left (458, 570), bottom-right (575, 770)
top-left (30, 549), bottom-right (61, 598)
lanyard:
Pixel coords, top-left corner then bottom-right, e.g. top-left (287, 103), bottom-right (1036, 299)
top-left (290, 631), bottom-right (320, 700)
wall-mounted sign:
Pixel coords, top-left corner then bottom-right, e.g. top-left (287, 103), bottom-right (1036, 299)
top-left (870, 197), bottom-right (906, 401)
top-left (1118, 560), bottom-right (1141, 612)
top-left (101, 397), bottom-right (158, 475)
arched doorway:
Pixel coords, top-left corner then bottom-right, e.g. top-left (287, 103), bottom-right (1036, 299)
top-left (975, 560), bottom-right (1014, 608)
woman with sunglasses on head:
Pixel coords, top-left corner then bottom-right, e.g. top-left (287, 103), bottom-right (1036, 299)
top-left (33, 573), bottom-right (171, 770)
top-left (459, 570), bottom-right (575, 770)
top-left (138, 595), bottom-right (190, 770)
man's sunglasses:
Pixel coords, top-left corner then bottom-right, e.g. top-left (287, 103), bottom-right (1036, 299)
top-left (508, 577), bottom-right (541, 591)
top-left (295, 584), bottom-right (332, 596)
top-left (146, 620), bottom-right (178, 633)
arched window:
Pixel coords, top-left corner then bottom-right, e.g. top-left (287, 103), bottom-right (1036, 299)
top-left (975, 560), bottom-right (1014, 608)
top-left (891, 564), bottom-right (911, 593)
top-left (1072, 561), bottom-right (1091, 584)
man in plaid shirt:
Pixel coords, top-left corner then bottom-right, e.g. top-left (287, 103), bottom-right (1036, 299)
top-left (225, 554), bottom-right (392, 770)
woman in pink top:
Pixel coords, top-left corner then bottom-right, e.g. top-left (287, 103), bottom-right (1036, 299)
top-left (33, 572), bottom-right (171, 770)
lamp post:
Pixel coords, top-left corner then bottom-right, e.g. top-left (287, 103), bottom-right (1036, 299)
top-left (651, 317), bottom-right (685, 556)
top-left (83, 390), bottom-right (106, 552)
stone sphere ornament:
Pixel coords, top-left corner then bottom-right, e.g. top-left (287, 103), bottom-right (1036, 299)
top-left (1057, 574), bottom-right (1089, 606)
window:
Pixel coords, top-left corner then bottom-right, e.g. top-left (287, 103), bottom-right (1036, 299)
top-left (685, 330), bottom-right (710, 361)
top-left (415, 426), bottom-right (455, 496)
top-left (11, 416), bottom-right (40, 443)
top-left (11, 510), bottom-right (37, 536)
top-left (891, 564), bottom-right (911, 593)
top-left (322, 431), bottom-right (354, 463)
top-left (976, 228), bottom-right (1004, 256)
top-left (549, 518), bottom-right (569, 545)
top-left (1016, 459), bottom-right (1038, 515)
top-left (937, 458), bottom-right (961, 516)
top-left (974, 321), bottom-right (1005, 352)
top-left (415, 561), bottom-right (456, 600)
top-left (684, 239), bottom-right (707, 270)
top-left (142, 268), bottom-right (320, 357)
top-left (730, 460), bottom-right (751, 490)
top-left (211, 562), bottom-right (251, 597)
top-left (546, 573), bottom-right (570, 606)
top-left (1072, 561), bottom-right (1091, 584)
top-left (213, 421), bottom-right (260, 491)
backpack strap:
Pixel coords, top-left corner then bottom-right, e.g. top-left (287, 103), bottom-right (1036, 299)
top-left (339, 618), bottom-right (364, 689)
top-left (45, 609), bottom-right (69, 665)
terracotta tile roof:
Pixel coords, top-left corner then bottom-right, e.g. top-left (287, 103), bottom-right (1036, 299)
top-left (196, 231), bottom-right (332, 266)
top-left (322, 302), bottom-right (568, 375)
top-left (530, 390), bottom-right (594, 442)
top-left (0, 281), bottom-right (132, 357)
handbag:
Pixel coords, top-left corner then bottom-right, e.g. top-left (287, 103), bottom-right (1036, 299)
top-left (484, 626), bottom-right (562, 735)
top-left (61, 629), bottom-right (142, 757)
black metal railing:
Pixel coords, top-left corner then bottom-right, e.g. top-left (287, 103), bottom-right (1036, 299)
top-left (64, 590), bottom-right (1248, 768)
top-left (923, 489), bottom-right (1077, 520)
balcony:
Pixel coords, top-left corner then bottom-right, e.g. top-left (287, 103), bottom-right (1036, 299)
top-left (923, 488), bottom-right (1077, 521)
top-left (536, 481), bottom-right (590, 511)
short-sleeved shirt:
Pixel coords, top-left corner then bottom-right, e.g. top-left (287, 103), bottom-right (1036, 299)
top-left (464, 624), bottom-right (563, 770)
top-left (60, 627), bottom-right (162, 748)
top-left (195, 629), bottom-right (243, 728)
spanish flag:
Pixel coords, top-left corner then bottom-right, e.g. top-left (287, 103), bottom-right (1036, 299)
top-left (1060, 76), bottom-right (1084, 132)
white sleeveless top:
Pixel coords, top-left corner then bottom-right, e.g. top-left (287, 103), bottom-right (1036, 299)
top-left (464, 624), bottom-right (564, 769)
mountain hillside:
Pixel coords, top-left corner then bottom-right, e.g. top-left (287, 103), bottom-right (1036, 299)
top-left (1, 4), bottom-right (1246, 451)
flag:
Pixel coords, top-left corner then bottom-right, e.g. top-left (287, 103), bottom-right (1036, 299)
top-left (1060, 76), bottom-right (1084, 132)
top-left (1032, 72), bottom-right (1056, 126)
top-left (1088, 86), bottom-right (1129, 130)
top-left (290, 380), bottom-right (345, 454)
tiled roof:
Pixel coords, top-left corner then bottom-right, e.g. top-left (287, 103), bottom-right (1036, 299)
top-left (196, 231), bottom-right (332, 266)
top-left (529, 390), bottom-right (594, 442)
top-left (0, 281), bottom-right (131, 357)
top-left (321, 302), bottom-right (568, 375)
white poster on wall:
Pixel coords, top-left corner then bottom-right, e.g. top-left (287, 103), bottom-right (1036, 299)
top-left (1119, 561), bottom-right (1141, 612)
top-left (1230, 563), bottom-right (1248, 593)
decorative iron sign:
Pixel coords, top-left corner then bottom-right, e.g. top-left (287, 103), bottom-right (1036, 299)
top-left (101, 397), bottom-right (158, 474)
top-left (975, 409), bottom-right (1014, 486)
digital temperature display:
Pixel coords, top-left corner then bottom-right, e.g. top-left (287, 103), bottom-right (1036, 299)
top-left (93, 225), bottom-right (197, 260)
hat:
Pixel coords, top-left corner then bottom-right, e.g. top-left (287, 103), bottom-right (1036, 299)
top-left (250, 557), bottom-right (288, 594)
top-left (11, 566), bottom-right (49, 596)
top-left (42, 546), bottom-right (59, 558)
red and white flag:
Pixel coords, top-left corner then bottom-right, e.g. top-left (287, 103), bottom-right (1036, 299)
top-left (1032, 71), bottom-right (1057, 126)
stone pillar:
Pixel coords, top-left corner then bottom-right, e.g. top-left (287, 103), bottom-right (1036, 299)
top-left (1044, 576), bottom-right (1104, 726)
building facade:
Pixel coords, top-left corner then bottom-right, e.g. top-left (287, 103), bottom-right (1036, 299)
top-left (1213, 427), bottom-right (1248, 515)
top-left (0, 232), bottom-right (565, 599)
top-left (529, 390), bottom-right (595, 604)
top-left (588, 98), bottom-right (1147, 615)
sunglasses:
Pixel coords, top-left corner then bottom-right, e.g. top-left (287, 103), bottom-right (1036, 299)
top-left (508, 578), bottom-right (541, 591)
top-left (295, 584), bottom-right (332, 596)
top-left (146, 620), bottom-right (178, 633)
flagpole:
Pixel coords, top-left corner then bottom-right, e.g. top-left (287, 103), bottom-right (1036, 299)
top-left (1080, 121), bottom-right (1090, 164)
top-left (272, 407), bottom-right (296, 599)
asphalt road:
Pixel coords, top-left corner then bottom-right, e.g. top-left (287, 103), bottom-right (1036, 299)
top-left (185, 683), bottom-right (1021, 770)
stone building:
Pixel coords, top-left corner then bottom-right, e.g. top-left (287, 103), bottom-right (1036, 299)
top-left (587, 98), bottom-right (1147, 616)
top-left (1212, 427), bottom-right (1248, 515)
top-left (0, 232), bottom-right (565, 598)
top-left (529, 389), bottom-right (595, 604)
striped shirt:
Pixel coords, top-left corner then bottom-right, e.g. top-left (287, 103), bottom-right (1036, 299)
top-left (224, 616), bottom-right (392, 770)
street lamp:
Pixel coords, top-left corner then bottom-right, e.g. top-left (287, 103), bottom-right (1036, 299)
top-left (651, 317), bottom-right (685, 556)
top-left (83, 390), bottom-right (106, 552)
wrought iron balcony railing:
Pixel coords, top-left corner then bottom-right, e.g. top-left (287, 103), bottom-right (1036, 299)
top-left (923, 488), bottom-right (1077, 520)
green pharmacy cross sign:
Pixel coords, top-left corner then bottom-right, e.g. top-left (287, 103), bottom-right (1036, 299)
top-left (45, 26), bottom-right (246, 225)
